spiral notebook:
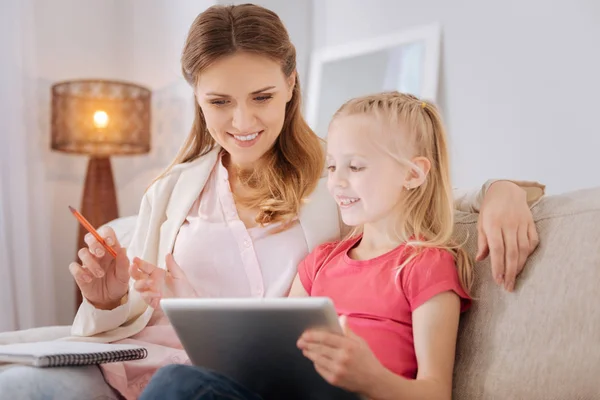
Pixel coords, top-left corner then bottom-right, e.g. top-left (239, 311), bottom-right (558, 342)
top-left (0, 341), bottom-right (148, 368)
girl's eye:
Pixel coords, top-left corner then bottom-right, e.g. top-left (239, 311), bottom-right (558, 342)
top-left (327, 165), bottom-right (336, 172)
top-left (255, 95), bottom-right (273, 102)
top-left (350, 165), bottom-right (364, 172)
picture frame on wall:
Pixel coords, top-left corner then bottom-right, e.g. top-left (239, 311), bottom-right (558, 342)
top-left (305, 23), bottom-right (442, 138)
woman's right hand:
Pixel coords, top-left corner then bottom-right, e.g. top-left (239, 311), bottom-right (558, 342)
top-left (69, 226), bottom-right (130, 310)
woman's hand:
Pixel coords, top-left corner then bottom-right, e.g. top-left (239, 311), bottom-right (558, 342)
top-left (477, 181), bottom-right (540, 291)
top-left (68, 227), bottom-right (130, 310)
top-left (130, 254), bottom-right (198, 308)
top-left (297, 316), bottom-right (383, 395)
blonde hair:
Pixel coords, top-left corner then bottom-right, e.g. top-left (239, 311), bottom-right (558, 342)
top-left (151, 4), bottom-right (324, 227)
top-left (332, 91), bottom-right (473, 294)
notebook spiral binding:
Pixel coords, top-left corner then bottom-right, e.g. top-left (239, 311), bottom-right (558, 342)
top-left (45, 348), bottom-right (148, 367)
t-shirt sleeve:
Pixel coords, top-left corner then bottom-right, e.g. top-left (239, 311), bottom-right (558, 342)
top-left (401, 248), bottom-right (471, 312)
top-left (298, 242), bottom-right (338, 295)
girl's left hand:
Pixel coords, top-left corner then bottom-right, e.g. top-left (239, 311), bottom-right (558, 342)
top-left (477, 181), bottom-right (540, 292)
top-left (297, 315), bottom-right (383, 395)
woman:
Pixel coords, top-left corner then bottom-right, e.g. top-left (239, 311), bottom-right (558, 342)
top-left (0, 4), bottom-right (543, 400)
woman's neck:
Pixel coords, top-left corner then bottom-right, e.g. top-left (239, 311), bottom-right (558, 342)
top-left (222, 153), bottom-right (251, 194)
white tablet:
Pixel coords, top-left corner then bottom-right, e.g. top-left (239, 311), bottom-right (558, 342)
top-left (161, 297), bottom-right (363, 400)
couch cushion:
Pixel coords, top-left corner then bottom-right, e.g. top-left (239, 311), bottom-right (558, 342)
top-left (103, 215), bottom-right (137, 249)
top-left (452, 187), bottom-right (600, 399)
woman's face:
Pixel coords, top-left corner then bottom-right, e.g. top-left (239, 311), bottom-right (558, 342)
top-left (195, 52), bottom-right (295, 169)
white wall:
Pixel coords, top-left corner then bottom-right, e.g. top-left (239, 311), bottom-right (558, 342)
top-left (313, 0), bottom-right (600, 195)
top-left (1, 0), bottom-right (57, 330)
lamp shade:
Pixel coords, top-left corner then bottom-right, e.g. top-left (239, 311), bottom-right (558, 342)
top-left (51, 79), bottom-right (151, 156)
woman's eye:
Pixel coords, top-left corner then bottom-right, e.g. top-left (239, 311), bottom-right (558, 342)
top-left (349, 165), bottom-right (364, 172)
top-left (255, 95), bottom-right (273, 102)
top-left (210, 99), bottom-right (228, 106)
top-left (327, 165), bottom-right (336, 172)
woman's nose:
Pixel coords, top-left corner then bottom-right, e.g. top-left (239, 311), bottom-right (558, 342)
top-left (231, 104), bottom-right (256, 132)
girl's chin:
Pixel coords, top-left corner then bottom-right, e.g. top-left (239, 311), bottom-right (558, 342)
top-left (340, 212), bottom-right (365, 228)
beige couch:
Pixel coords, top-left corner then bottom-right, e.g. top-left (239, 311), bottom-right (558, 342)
top-left (452, 187), bottom-right (600, 399)
top-left (1, 187), bottom-right (599, 399)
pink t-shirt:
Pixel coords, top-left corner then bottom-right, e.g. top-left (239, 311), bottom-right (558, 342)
top-left (298, 236), bottom-right (471, 379)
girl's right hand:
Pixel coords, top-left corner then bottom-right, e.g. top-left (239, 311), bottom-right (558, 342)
top-left (69, 226), bottom-right (131, 310)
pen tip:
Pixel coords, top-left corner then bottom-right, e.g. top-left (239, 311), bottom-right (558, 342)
top-left (68, 205), bottom-right (75, 213)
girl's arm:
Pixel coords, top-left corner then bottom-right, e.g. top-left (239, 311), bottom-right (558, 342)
top-left (288, 274), bottom-right (309, 297)
top-left (297, 291), bottom-right (462, 400)
top-left (365, 291), bottom-right (461, 400)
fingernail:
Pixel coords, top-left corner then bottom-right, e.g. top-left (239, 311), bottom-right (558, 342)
top-left (507, 281), bottom-right (515, 292)
top-left (96, 269), bottom-right (105, 278)
top-left (495, 274), bottom-right (504, 285)
top-left (95, 249), bottom-right (105, 257)
top-left (106, 237), bottom-right (114, 246)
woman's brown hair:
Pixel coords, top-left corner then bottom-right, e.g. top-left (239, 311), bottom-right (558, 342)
top-left (153, 4), bottom-right (324, 227)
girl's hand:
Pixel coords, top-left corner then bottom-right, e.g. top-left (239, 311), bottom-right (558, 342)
top-left (477, 181), bottom-right (540, 292)
top-left (297, 315), bottom-right (383, 395)
top-left (130, 254), bottom-right (198, 308)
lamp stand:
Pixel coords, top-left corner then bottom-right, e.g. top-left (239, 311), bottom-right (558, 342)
top-left (75, 156), bottom-right (119, 313)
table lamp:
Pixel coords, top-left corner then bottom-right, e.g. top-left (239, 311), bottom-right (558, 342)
top-left (51, 79), bottom-right (151, 310)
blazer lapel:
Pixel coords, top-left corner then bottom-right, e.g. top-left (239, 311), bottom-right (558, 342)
top-left (157, 148), bottom-right (219, 269)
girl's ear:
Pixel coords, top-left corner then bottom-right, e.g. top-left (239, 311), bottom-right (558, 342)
top-left (403, 156), bottom-right (431, 189)
top-left (286, 71), bottom-right (297, 102)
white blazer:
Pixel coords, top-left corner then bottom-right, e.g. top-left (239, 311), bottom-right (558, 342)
top-left (68, 147), bottom-right (543, 343)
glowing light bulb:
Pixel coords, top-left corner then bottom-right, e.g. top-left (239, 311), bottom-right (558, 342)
top-left (93, 110), bottom-right (109, 129)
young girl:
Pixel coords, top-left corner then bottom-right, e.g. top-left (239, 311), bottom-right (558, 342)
top-left (140, 91), bottom-right (473, 400)
top-left (290, 91), bottom-right (472, 399)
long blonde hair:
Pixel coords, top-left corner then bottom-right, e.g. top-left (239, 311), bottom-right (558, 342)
top-left (152, 4), bottom-right (324, 227)
top-left (332, 92), bottom-right (473, 294)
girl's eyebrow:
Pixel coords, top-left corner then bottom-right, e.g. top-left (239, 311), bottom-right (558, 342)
top-left (205, 86), bottom-right (276, 97)
top-left (326, 154), bottom-right (369, 165)
top-left (341, 153), bottom-right (368, 159)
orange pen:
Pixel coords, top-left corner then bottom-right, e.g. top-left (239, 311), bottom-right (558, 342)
top-left (68, 205), bottom-right (118, 258)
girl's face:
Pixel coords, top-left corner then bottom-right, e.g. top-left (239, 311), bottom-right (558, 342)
top-left (195, 52), bottom-right (295, 169)
top-left (326, 114), bottom-right (408, 228)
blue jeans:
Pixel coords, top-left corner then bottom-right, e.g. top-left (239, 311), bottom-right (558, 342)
top-left (0, 364), bottom-right (120, 400)
top-left (139, 364), bottom-right (263, 400)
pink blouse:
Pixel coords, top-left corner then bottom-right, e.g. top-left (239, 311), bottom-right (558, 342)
top-left (99, 156), bottom-right (309, 399)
